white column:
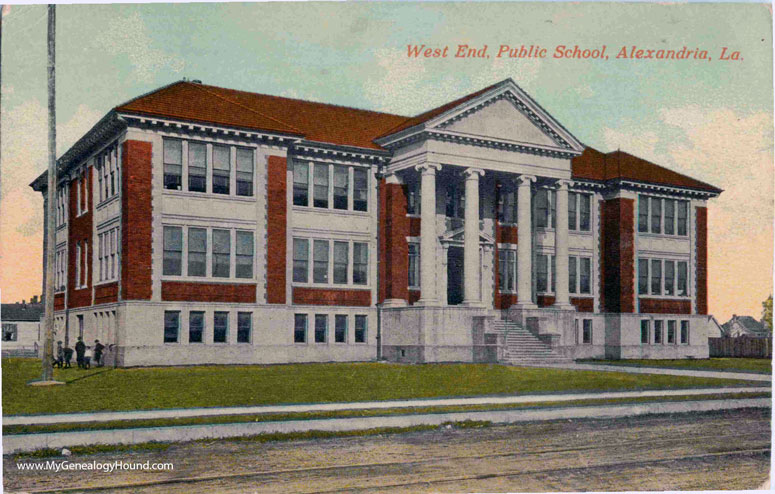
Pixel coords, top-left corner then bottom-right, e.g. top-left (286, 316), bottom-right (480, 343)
top-left (553, 179), bottom-right (574, 309)
top-left (463, 168), bottom-right (485, 306)
top-left (416, 163), bottom-right (441, 305)
top-left (516, 175), bottom-right (537, 308)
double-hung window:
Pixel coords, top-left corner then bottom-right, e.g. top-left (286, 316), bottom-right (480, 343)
top-left (353, 168), bottom-right (368, 212)
top-left (313, 240), bottom-right (329, 283)
top-left (314, 314), bottom-right (327, 343)
top-left (236, 148), bottom-right (254, 196)
top-left (353, 243), bottom-right (368, 285)
top-left (188, 142), bottom-right (207, 192)
top-left (294, 314), bottom-right (307, 343)
top-left (677, 262), bottom-right (688, 296)
top-left (189, 311), bottom-right (204, 343)
top-left (163, 226), bottom-right (182, 276)
top-left (667, 320), bottom-right (676, 344)
top-left (293, 163), bottom-right (309, 206)
top-left (639, 195), bottom-right (689, 236)
top-left (333, 166), bottom-right (349, 210)
top-left (579, 194), bottom-right (591, 231)
top-left (568, 192), bottom-right (577, 230)
top-left (654, 320), bottom-right (663, 344)
top-left (664, 200), bottom-right (675, 235)
top-left (676, 201), bottom-right (688, 236)
top-left (664, 260), bottom-right (675, 296)
top-left (237, 312), bottom-right (252, 343)
top-left (212, 229), bottom-right (231, 278)
top-left (293, 239), bottom-right (309, 283)
top-left (187, 228), bottom-right (207, 277)
top-left (640, 258), bottom-right (689, 297)
top-left (164, 311), bottom-right (180, 343)
top-left (97, 157), bottom-right (104, 203)
top-left (235, 231), bottom-right (254, 279)
top-left (335, 315), bottom-right (347, 343)
top-left (650, 197), bottom-right (662, 234)
top-left (333, 242), bottom-right (349, 284)
top-left (407, 182), bottom-right (420, 215)
top-left (579, 257), bottom-right (591, 294)
top-left (498, 188), bottom-right (517, 224)
top-left (535, 189), bottom-right (556, 229)
top-left (212, 145), bottom-right (230, 195)
top-left (354, 315), bottom-right (367, 343)
top-left (641, 320), bottom-right (650, 344)
top-left (163, 139), bottom-right (183, 191)
top-left (537, 254), bottom-right (551, 293)
top-left (650, 259), bottom-right (662, 295)
top-left (213, 312), bottom-right (228, 343)
top-left (638, 196), bottom-right (649, 233)
top-left (638, 258), bottom-right (649, 295)
top-left (498, 249), bottom-right (516, 293)
top-left (582, 319), bottom-right (592, 344)
top-left (680, 320), bottom-right (689, 344)
top-left (314, 164), bottom-right (329, 208)
top-left (408, 243), bottom-right (420, 288)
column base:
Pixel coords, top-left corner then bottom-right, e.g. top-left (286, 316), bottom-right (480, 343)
top-left (510, 302), bottom-right (538, 310)
top-left (415, 298), bottom-right (439, 307)
top-left (550, 302), bottom-right (576, 310)
top-left (381, 299), bottom-right (408, 308)
top-left (461, 300), bottom-right (486, 308)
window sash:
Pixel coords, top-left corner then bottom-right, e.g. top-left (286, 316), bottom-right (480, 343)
top-left (314, 314), bottom-right (327, 343)
top-left (188, 228), bottom-right (207, 277)
top-left (638, 258), bottom-right (648, 295)
top-left (579, 194), bottom-right (591, 231)
top-left (650, 259), bottom-right (662, 295)
top-left (536, 255), bottom-right (548, 292)
top-left (569, 256), bottom-right (577, 294)
top-left (667, 320), bottom-right (676, 344)
top-left (579, 257), bottom-right (591, 294)
top-left (213, 312), bottom-right (228, 343)
top-left (654, 320), bottom-right (663, 343)
top-left (189, 311), bottom-right (204, 343)
top-left (536, 189), bottom-right (549, 228)
top-left (333, 241), bottom-right (349, 284)
top-left (664, 200), bottom-right (675, 235)
top-left (677, 261), bottom-right (688, 296)
top-left (236, 148), bottom-right (254, 196)
top-left (353, 243), bottom-right (368, 285)
top-left (641, 320), bottom-right (650, 344)
top-left (638, 196), bottom-right (649, 233)
top-left (664, 261), bottom-right (675, 296)
top-left (163, 140), bottom-right (183, 191)
top-left (335, 315), bottom-right (347, 343)
top-left (677, 201), bottom-right (688, 236)
top-left (333, 166), bottom-right (349, 210)
top-left (164, 311), bottom-right (179, 343)
top-left (235, 231), bottom-right (254, 279)
top-left (212, 229), bottom-right (231, 278)
top-left (188, 142), bottom-right (207, 192)
top-left (353, 168), bottom-right (368, 212)
top-left (313, 164), bottom-right (329, 208)
top-left (568, 192), bottom-right (577, 230)
top-left (212, 145), bottom-right (230, 194)
top-left (650, 197), bottom-right (662, 234)
top-left (237, 312), bottom-right (251, 343)
top-left (294, 314), bottom-right (307, 343)
top-left (680, 320), bottom-right (689, 344)
top-left (163, 227), bottom-right (182, 276)
top-left (408, 244), bottom-right (420, 288)
top-left (582, 319), bottom-right (592, 344)
top-left (354, 315), bottom-right (367, 343)
top-left (293, 163), bottom-right (309, 206)
top-left (313, 240), bottom-right (329, 283)
top-left (293, 238), bottom-right (309, 283)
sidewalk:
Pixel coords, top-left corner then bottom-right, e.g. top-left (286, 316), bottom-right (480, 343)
top-left (5, 386), bottom-right (770, 426)
top-left (549, 362), bottom-right (772, 382)
top-left (3, 397), bottom-right (770, 455)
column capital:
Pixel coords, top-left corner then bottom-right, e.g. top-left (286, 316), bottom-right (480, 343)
top-left (554, 179), bottom-right (574, 190)
top-left (415, 162), bottom-right (442, 175)
top-left (463, 167), bottom-right (485, 179)
top-left (516, 174), bottom-right (537, 186)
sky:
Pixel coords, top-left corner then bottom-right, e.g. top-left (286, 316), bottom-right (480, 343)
top-left (0, 2), bottom-right (772, 322)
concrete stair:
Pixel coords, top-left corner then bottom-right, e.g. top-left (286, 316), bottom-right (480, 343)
top-left (491, 320), bottom-right (572, 365)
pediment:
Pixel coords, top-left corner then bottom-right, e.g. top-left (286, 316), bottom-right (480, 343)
top-left (439, 97), bottom-right (559, 147)
top-left (440, 227), bottom-right (494, 245)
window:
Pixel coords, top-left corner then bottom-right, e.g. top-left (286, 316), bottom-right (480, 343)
top-left (313, 240), bottom-right (329, 283)
top-left (189, 311), bottom-right (204, 343)
top-left (104, 153), bottom-right (110, 199)
top-left (97, 228), bottom-right (119, 283)
top-left (537, 254), bottom-right (549, 292)
top-left (164, 311), bottom-right (180, 343)
top-left (2, 323), bottom-right (18, 342)
top-left (163, 139), bottom-right (183, 190)
top-left (650, 259), bottom-right (662, 295)
top-left (551, 255), bottom-right (556, 293)
top-left (82, 240), bottom-right (88, 287)
top-left (97, 157), bottom-right (104, 203)
top-left (163, 226), bottom-right (182, 276)
top-left (236, 148), bottom-right (254, 196)
top-left (237, 312), bottom-right (251, 343)
top-left (677, 261), bottom-right (688, 296)
top-left (407, 182), bottom-right (420, 215)
top-left (354, 168), bottom-right (368, 212)
top-left (333, 166), bottom-right (349, 210)
top-left (212, 229), bottom-right (231, 278)
top-left (680, 320), bottom-right (689, 344)
top-left (446, 183), bottom-right (464, 218)
top-left (314, 314), bottom-right (327, 343)
top-left (664, 261), bottom-right (675, 296)
top-left (75, 242), bottom-right (81, 288)
top-left (293, 163), bottom-right (309, 206)
top-left (498, 188), bottom-right (517, 224)
top-left (408, 243), bottom-right (420, 288)
top-left (638, 196), bottom-right (649, 233)
top-left (334, 242), bottom-right (349, 284)
top-left (568, 192), bottom-right (577, 230)
top-left (579, 194), bottom-right (591, 231)
top-left (569, 256), bottom-right (577, 294)
top-left (582, 319), bottom-right (592, 344)
top-left (641, 320), bottom-right (650, 344)
top-left (236, 231), bottom-right (254, 279)
top-left (314, 164), bottom-right (329, 208)
top-left (568, 192), bottom-right (591, 232)
top-left (355, 315), bottom-right (367, 343)
top-left (654, 320), bottom-right (663, 344)
top-left (650, 197), bottom-right (661, 234)
top-left (335, 315), bottom-right (347, 343)
top-left (535, 189), bottom-right (554, 228)
top-left (214, 312), bottom-right (228, 343)
top-left (294, 314), bottom-right (307, 343)
top-left (677, 201), bottom-right (688, 236)
top-left (579, 257), bottom-right (591, 294)
top-left (188, 228), bottom-right (207, 277)
top-left (664, 200), bottom-right (675, 235)
top-left (293, 238), bottom-right (309, 283)
top-left (353, 243), bottom-right (368, 285)
top-left (212, 145), bottom-right (230, 194)
top-left (498, 249), bottom-right (516, 292)
top-left (98, 233), bottom-right (104, 281)
top-left (667, 320), bottom-right (676, 344)
top-left (188, 142), bottom-right (207, 192)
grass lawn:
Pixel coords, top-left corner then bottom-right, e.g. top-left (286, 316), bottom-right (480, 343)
top-left (2, 358), bottom-right (765, 416)
top-left (582, 358), bottom-right (772, 374)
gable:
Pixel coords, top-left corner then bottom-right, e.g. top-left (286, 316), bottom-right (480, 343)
top-left (441, 98), bottom-right (559, 147)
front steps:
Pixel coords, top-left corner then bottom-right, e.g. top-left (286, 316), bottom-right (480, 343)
top-left (491, 320), bottom-right (572, 365)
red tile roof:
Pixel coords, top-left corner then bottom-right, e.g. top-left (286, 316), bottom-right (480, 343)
top-left (115, 81), bottom-right (408, 150)
top-left (572, 147), bottom-right (722, 193)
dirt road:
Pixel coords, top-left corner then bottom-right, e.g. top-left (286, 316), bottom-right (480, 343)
top-left (5, 409), bottom-right (770, 493)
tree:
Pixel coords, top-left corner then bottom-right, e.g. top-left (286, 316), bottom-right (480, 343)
top-left (763, 295), bottom-right (773, 334)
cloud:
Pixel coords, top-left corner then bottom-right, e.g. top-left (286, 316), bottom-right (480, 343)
top-left (362, 47), bottom-right (541, 115)
top-left (95, 12), bottom-right (184, 83)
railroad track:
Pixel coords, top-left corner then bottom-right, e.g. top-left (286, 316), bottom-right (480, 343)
top-left (13, 430), bottom-right (770, 494)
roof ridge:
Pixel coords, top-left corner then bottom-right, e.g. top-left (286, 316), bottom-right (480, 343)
top-left (114, 80), bottom-right (187, 112)
top-left (197, 82), bottom-right (409, 119)
top-left (190, 83), bottom-right (304, 134)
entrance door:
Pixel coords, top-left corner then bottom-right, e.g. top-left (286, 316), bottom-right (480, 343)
top-left (447, 246), bottom-right (464, 305)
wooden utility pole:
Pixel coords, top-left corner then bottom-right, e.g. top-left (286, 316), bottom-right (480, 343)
top-left (41, 4), bottom-right (56, 382)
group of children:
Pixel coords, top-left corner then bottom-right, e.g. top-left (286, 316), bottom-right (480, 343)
top-left (54, 338), bottom-right (106, 369)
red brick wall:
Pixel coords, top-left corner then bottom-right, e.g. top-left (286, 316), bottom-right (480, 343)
top-left (121, 140), bottom-right (153, 300)
top-left (162, 282), bottom-right (257, 303)
top-left (68, 171), bottom-right (94, 309)
top-left (695, 207), bottom-right (708, 315)
top-left (266, 155), bottom-right (287, 304)
top-left (94, 282), bottom-right (119, 305)
top-left (54, 293), bottom-right (65, 311)
top-left (493, 223), bottom-right (518, 309)
top-left (408, 290), bottom-right (421, 305)
top-left (639, 298), bottom-right (691, 314)
top-left (293, 287), bottom-right (371, 307)
top-left (601, 198), bottom-right (635, 313)
top-left (407, 216), bottom-right (421, 237)
top-left (536, 295), bottom-right (593, 312)
top-left (379, 181), bottom-right (410, 303)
